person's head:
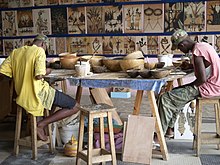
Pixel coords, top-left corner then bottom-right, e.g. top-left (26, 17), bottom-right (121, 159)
top-left (171, 29), bottom-right (195, 54)
top-left (33, 34), bottom-right (49, 55)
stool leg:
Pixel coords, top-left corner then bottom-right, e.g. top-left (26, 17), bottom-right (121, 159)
top-left (87, 114), bottom-right (94, 165)
top-left (14, 106), bottom-right (22, 156)
top-left (100, 116), bottom-right (106, 165)
top-left (76, 113), bottom-right (85, 165)
top-left (193, 100), bottom-right (199, 150)
top-left (31, 115), bottom-right (37, 160)
top-left (215, 103), bottom-right (220, 149)
top-left (100, 117), bottom-right (105, 149)
top-left (107, 112), bottom-right (117, 165)
top-left (45, 110), bottom-right (54, 153)
top-left (196, 100), bottom-right (202, 157)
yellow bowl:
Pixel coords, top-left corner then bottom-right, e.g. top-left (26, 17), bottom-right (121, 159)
top-left (60, 56), bottom-right (79, 69)
top-left (102, 57), bottom-right (123, 72)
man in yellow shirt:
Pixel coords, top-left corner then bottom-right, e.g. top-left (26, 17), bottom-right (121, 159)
top-left (0, 34), bottom-right (79, 141)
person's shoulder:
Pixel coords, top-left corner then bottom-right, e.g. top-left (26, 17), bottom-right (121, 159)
top-left (195, 42), bottom-right (214, 49)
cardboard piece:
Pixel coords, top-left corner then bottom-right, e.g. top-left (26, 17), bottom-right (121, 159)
top-left (123, 115), bottom-right (155, 164)
top-left (90, 88), bottom-right (123, 125)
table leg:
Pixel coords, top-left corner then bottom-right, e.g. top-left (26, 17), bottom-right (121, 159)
top-left (177, 78), bottom-right (183, 86)
top-left (166, 81), bottom-right (173, 92)
top-left (76, 86), bottom-right (83, 103)
top-left (147, 90), bottom-right (169, 161)
top-left (133, 90), bottom-right (144, 115)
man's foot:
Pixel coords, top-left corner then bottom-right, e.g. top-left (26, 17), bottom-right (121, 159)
top-left (37, 127), bottom-right (48, 141)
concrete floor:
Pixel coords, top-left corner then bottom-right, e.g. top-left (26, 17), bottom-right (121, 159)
top-left (0, 92), bottom-right (220, 165)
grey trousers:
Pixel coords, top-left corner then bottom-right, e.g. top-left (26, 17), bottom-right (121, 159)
top-left (157, 85), bottom-right (200, 135)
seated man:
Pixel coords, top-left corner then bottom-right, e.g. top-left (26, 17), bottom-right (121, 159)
top-left (0, 34), bottom-right (79, 141)
top-left (157, 29), bottom-right (220, 140)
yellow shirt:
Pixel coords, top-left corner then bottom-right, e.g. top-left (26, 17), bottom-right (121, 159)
top-left (0, 45), bottom-right (55, 116)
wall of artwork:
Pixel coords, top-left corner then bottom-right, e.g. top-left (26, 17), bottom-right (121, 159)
top-left (0, 0), bottom-right (220, 57)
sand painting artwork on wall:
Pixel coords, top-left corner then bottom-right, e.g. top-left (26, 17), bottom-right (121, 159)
top-left (0, 40), bottom-right (3, 55)
top-left (0, 12), bottom-right (2, 36)
top-left (20, 0), bottom-right (34, 7)
top-left (164, 2), bottom-right (184, 32)
top-left (198, 35), bottom-right (214, 46)
top-left (56, 37), bottom-right (67, 55)
top-left (34, 0), bottom-right (47, 6)
top-left (112, 36), bottom-right (124, 55)
top-left (67, 7), bottom-right (86, 34)
top-left (23, 38), bottom-right (33, 46)
top-left (51, 8), bottom-right (68, 34)
top-left (2, 11), bottom-right (18, 36)
top-left (102, 36), bottom-right (113, 54)
top-left (86, 6), bottom-right (104, 34)
top-left (159, 36), bottom-right (172, 55)
top-left (184, 2), bottom-right (206, 32)
top-left (136, 36), bottom-right (147, 54)
top-left (60, 0), bottom-right (73, 4)
top-left (8, 0), bottom-right (20, 8)
top-left (87, 0), bottom-right (99, 3)
top-left (124, 5), bottom-right (143, 33)
top-left (146, 36), bottom-right (159, 55)
top-left (104, 5), bottom-right (123, 34)
top-left (143, 4), bottom-right (164, 33)
top-left (33, 8), bottom-right (51, 35)
top-left (47, 0), bottom-right (59, 5)
top-left (48, 37), bottom-right (56, 55)
top-left (14, 39), bottom-right (23, 49)
top-left (3, 40), bottom-right (14, 56)
top-left (206, 1), bottom-right (220, 32)
top-left (17, 10), bottom-right (34, 36)
top-left (214, 35), bottom-right (220, 54)
top-left (124, 36), bottom-right (136, 54)
top-left (74, 0), bottom-right (87, 4)
top-left (68, 37), bottom-right (88, 54)
top-left (87, 37), bottom-right (103, 54)
top-left (0, 0), bottom-right (8, 8)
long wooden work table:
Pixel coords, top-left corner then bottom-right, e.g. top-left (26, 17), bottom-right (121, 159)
top-left (46, 69), bottom-right (194, 161)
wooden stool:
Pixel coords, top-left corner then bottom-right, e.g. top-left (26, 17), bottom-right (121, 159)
top-left (193, 97), bottom-right (220, 156)
top-left (76, 104), bottom-right (117, 165)
top-left (14, 105), bottom-right (54, 160)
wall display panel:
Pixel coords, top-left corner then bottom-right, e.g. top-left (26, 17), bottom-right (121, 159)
top-left (0, 40), bottom-right (3, 55)
top-left (20, 0), bottom-right (34, 7)
top-left (198, 35), bottom-right (214, 46)
top-left (47, 0), bottom-right (59, 5)
top-left (0, 0), bottom-right (8, 8)
top-left (146, 36), bottom-right (159, 55)
top-left (164, 2), bottom-right (184, 32)
top-left (8, 0), bottom-right (20, 8)
top-left (2, 10), bottom-right (18, 37)
top-left (144, 4), bottom-right (164, 33)
top-left (214, 35), bottom-right (220, 54)
top-left (184, 1), bottom-right (206, 32)
top-left (124, 36), bottom-right (136, 54)
top-left (74, 0), bottom-right (87, 4)
top-left (33, 8), bottom-right (51, 35)
top-left (86, 6), bottom-right (104, 34)
top-left (67, 37), bottom-right (88, 54)
top-left (104, 5), bottom-right (123, 34)
top-left (0, 12), bottom-right (2, 36)
top-left (112, 36), bottom-right (124, 55)
top-left (67, 7), bottom-right (86, 34)
top-left (48, 37), bottom-right (56, 55)
top-left (56, 37), bottom-right (67, 54)
top-left (136, 36), bottom-right (147, 54)
top-left (87, 0), bottom-right (100, 3)
top-left (23, 38), bottom-right (34, 46)
top-left (102, 36), bottom-right (113, 54)
top-left (17, 10), bottom-right (34, 36)
top-left (206, 1), bottom-right (220, 32)
top-left (3, 39), bottom-right (14, 56)
top-left (51, 8), bottom-right (68, 34)
top-left (87, 37), bottom-right (103, 54)
top-left (159, 35), bottom-right (172, 55)
top-left (34, 0), bottom-right (47, 6)
top-left (60, 0), bottom-right (74, 4)
top-left (124, 4), bottom-right (143, 33)
top-left (14, 38), bottom-right (23, 49)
